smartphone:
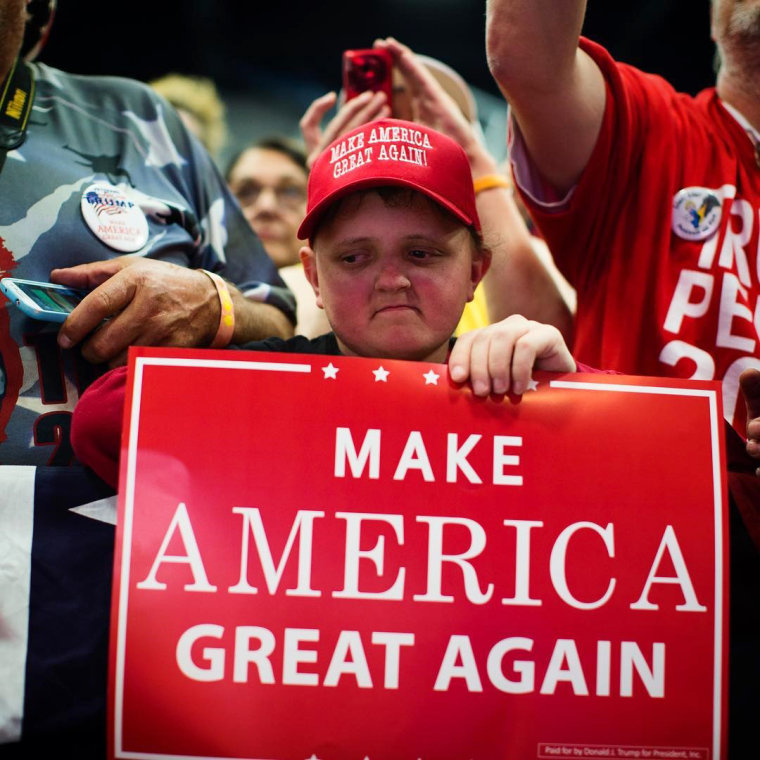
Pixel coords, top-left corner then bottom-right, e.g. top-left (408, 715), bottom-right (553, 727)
top-left (342, 48), bottom-right (393, 103)
top-left (0, 277), bottom-right (88, 322)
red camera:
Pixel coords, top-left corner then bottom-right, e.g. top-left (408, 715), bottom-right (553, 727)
top-left (342, 48), bottom-right (393, 103)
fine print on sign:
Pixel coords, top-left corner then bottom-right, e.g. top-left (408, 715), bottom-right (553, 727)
top-left (109, 347), bottom-right (728, 760)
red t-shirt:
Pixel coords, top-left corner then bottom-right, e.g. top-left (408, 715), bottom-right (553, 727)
top-left (512, 38), bottom-right (760, 437)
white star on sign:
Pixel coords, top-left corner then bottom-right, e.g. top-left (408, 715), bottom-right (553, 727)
top-left (305, 755), bottom-right (321, 760)
top-left (423, 370), bottom-right (440, 385)
top-left (373, 366), bottom-right (390, 382)
top-left (527, 378), bottom-right (539, 391)
top-left (322, 362), bottom-right (339, 379)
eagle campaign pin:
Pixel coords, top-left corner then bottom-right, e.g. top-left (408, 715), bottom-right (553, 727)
top-left (81, 183), bottom-right (149, 252)
top-left (671, 186), bottom-right (722, 241)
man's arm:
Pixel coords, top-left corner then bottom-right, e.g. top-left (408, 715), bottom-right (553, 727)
top-left (477, 183), bottom-right (574, 342)
top-left (52, 257), bottom-right (293, 367)
top-left (485, 0), bottom-right (606, 194)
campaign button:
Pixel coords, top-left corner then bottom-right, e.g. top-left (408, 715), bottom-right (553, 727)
top-left (81, 182), bottom-right (149, 252)
top-left (671, 186), bottom-right (722, 241)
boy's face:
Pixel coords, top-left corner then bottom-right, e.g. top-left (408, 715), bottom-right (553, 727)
top-left (301, 191), bottom-right (486, 363)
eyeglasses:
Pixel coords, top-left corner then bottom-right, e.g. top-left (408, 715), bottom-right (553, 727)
top-left (231, 181), bottom-right (307, 210)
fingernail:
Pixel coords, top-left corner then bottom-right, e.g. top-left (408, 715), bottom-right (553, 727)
top-left (449, 365), bottom-right (465, 383)
top-left (512, 381), bottom-right (524, 396)
top-left (58, 333), bottom-right (72, 349)
top-left (473, 380), bottom-right (489, 396)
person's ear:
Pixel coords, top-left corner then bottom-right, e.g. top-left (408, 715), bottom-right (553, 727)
top-left (467, 249), bottom-right (490, 301)
top-left (300, 246), bottom-right (324, 309)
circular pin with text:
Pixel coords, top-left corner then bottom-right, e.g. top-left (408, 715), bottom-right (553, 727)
top-left (671, 187), bottom-right (722, 241)
top-left (81, 183), bottom-right (149, 252)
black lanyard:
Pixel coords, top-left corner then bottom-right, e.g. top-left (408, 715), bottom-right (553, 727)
top-left (0, 58), bottom-right (34, 174)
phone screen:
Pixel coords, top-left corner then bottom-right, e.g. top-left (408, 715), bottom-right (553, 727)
top-left (13, 281), bottom-right (86, 314)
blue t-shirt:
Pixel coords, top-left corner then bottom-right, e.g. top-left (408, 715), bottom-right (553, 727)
top-left (0, 62), bottom-right (294, 465)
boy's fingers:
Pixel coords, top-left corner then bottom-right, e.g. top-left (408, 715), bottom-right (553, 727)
top-left (511, 324), bottom-right (576, 394)
top-left (486, 331), bottom-right (516, 396)
top-left (466, 332), bottom-right (493, 397)
top-left (448, 329), bottom-right (476, 384)
top-left (511, 336), bottom-right (542, 396)
top-left (451, 316), bottom-right (575, 399)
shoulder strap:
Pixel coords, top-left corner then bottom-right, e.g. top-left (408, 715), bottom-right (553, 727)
top-left (0, 58), bottom-right (35, 174)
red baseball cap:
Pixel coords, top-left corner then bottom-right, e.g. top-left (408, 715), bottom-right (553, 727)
top-left (297, 118), bottom-right (480, 240)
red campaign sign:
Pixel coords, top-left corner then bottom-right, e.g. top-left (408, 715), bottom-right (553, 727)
top-left (109, 346), bottom-right (729, 760)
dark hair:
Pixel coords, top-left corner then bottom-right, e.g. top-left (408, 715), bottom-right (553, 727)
top-left (225, 136), bottom-right (308, 181)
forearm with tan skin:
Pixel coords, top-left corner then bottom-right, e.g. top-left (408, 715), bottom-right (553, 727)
top-left (227, 286), bottom-right (294, 345)
top-left (485, 0), bottom-right (606, 195)
top-left (468, 150), bottom-right (575, 343)
top-left (52, 257), bottom-right (293, 367)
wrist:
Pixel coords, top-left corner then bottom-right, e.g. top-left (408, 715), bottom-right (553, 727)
top-left (201, 270), bottom-right (235, 348)
top-left (473, 173), bottom-right (512, 195)
top-left (468, 148), bottom-right (499, 178)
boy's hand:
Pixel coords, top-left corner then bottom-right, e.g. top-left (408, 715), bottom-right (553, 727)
top-left (448, 314), bottom-right (576, 398)
top-left (740, 367), bottom-right (760, 476)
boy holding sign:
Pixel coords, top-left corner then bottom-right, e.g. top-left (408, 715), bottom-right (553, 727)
top-left (68, 120), bottom-right (760, 756)
top-left (71, 118), bottom-right (585, 487)
top-left (71, 119), bottom-right (760, 490)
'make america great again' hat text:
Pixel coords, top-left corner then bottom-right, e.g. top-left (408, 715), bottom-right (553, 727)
top-left (297, 118), bottom-right (480, 240)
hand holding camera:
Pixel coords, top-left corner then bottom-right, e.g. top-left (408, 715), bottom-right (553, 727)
top-left (342, 47), bottom-right (393, 103)
top-left (300, 38), bottom-right (492, 175)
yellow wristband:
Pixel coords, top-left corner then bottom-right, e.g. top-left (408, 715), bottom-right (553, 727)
top-left (473, 174), bottom-right (511, 195)
top-left (201, 270), bottom-right (235, 348)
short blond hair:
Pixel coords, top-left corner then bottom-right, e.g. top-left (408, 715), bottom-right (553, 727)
top-left (149, 73), bottom-right (227, 157)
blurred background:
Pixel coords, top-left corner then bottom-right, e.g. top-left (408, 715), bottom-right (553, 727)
top-left (38, 0), bottom-right (715, 169)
